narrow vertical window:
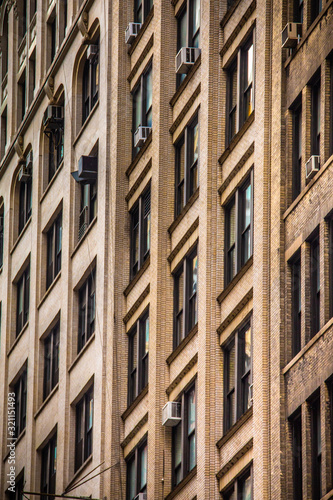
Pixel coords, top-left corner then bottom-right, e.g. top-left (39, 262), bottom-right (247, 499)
top-left (311, 0), bottom-right (322, 24)
top-left (291, 253), bottom-right (301, 356)
top-left (13, 367), bottom-right (27, 437)
top-left (126, 438), bottom-right (148, 500)
top-left (291, 411), bottom-right (302, 499)
top-left (134, 0), bottom-right (153, 23)
top-left (223, 467), bottom-right (252, 499)
top-left (18, 165), bottom-right (32, 234)
top-left (75, 386), bottom-right (93, 471)
top-left (294, 0), bottom-right (304, 22)
top-left (311, 78), bottom-right (321, 157)
top-left (292, 104), bottom-right (302, 200)
top-left (241, 37), bottom-right (254, 124)
top-left (311, 396), bottom-right (321, 499)
top-left (16, 264), bottom-right (30, 336)
top-left (43, 323), bottom-right (60, 400)
top-left (78, 269), bottom-right (96, 353)
top-left (46, 212), bottom-right (62, 289)
top-left (132, 64), bottom-right (152, 156)
top-left (41, 433), bottom-right (57, 500)
top-left (82, 39), bottom-right (99, 124)
top-left (130, 186), bottom-right (151, 279)
top-left (176, 0), bottom-right (200, 87)
top-left (128, 311), bottom-right (149, 406)
top-left (310, 234), bottom-right (320, 337)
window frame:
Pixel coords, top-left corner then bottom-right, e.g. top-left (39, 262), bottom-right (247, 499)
top-left (292, 101), bottom-right (302, 201)
top-left (311, 76), bottom-right (321, 157)
top-left (43, 322), bottom-right (60, 401)
top-left (46, 212), bottom-right (62, 289)
top-left (173, 246), bottom-right (198, 349)
top-left (78, 269), bottom-right (96, 353)
top-left (310, 231), bottom-right (320, 338)
top-left (13, 366), bottom-right (27, 438)
top-left (222, 464), bottom-right (253, 500)
top-left (132, 63), bottom-right (152, 157)
top-left (16, 263), bottom-right (30, 336)
top-left (75, 385), bottom-right (93, 472)
top-left (0, 203), bottom-right (4, 269)
top-left (310, 394), bottom-right (321, 500)
top-left (172, 382), bottom-right (196, 488)
top-left (128, 309), bottom-right (149, 406)
top-left (82, 39), bottom-right (99, 125)
top-left (290, 409), bottom-right (302, 500)
top-left (291, 252), bottom-right (301, 357)
top-left (130, 185), bottom-right (151, 279)
top-left (224, 170), bottom-right (253, 287)
top-left (126, 436), bottom-right (148, 500)
top-left (223, 316), bottom-right (252, 434)
top-left (175, 113), bottom-right (199, 217)
top-left (48, 122), bottom-right (64, 183)
top-left (134, 0), bottom-right (153, 24)
top-left (18, 174), bottom-right (32, 234)
top-left (226, 31), bottom-right (255, 146)
top-left (41, 432), bottom-right (57, 500)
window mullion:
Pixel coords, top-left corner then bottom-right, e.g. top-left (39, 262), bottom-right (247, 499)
top-left (236, 50), bottom-right (241, 133)
top-left (235, 189), bottom-right (240, 274)
top-left (234, 331), bottom-right (239, 421)
top-left (138, 196), bottom-right (143, 269)
top-left (184, 127), bottom-right (189, 206)
top-left (136, 320), bottom-right (140, 397)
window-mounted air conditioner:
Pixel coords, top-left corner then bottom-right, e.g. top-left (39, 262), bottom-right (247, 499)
top-left (125, 22), bottom-right (142, 44)
top-left (175, 47), bottom-right (201, 74)
top-left (71, 155), bottom-right (98, 184)
top-left (18, 163), bottom-right (32, 183)
top-left (305, 155), bottom-right (320, 180)
top-left (281, 23), bottom-right (302, 49)
top-left (26, 150), bottom-right (33, 169)
top-left (43, 105), bottom-right (64, 131)
top-left (162, 401), bottom-right (181, 427)
top-left (134, 494), bottom-right (147, 500)
top-left (134, 126), bottom-right (151, 148)
top-left (87, 44), bottom-right (98, 60)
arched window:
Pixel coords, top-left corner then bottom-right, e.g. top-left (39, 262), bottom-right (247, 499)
top-left (82, 38), bottom-right (99, 124)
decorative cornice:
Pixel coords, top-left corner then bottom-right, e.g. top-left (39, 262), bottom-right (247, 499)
top-left (167, 218), bottom-right (199, 263)
top-left (169, 86), bottom-right (201, 135)
top-left (166, 353), bottom-right (198, 395)
top-left (217, 289), bottom-right (253, 335)
top-left (216, 438), bottom-right (253, 479)
top-left (128, 35), bottom-right (154, 84)
top-left (121, 412), bottom-right (148, 448)
top-left (123, 284), bottom-right (150, 324)
top-left (218, 143), bottom-right (254, 195)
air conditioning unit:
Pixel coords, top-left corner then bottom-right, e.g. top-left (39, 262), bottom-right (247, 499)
top-left (281, 23), bottom-right (302, 49)
top-left (87, 44), bottom-right (98, 60)
top-left (134, 126), bottom-right (151, 148)
top-left (305, 155), bottom-right (320, 180)
top-left (43, 105), bottom-right (64, 131)
top-left (134, 494), bottom-right (147, 500)
top-left (125, 22), bottom-right (142, 44)
top-left (175, 47), bottom-right (201, 74)
top-left (18, 163), bottom-right (32, 183)
top-left (72, 155), bottom-right (98, 184)
top-left (162, 402), bottom-right (181, 427)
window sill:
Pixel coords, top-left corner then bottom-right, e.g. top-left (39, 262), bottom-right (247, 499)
top-left (170, 54), bottom-right (201, 108)
top-left (7, 322), bottom-right (29, 357)
top-left (3, 429), bottom-right (26, 462)
top-left (128, 7), bottom-right (154, 56)
top-left (40, 160), bottom-right (64, 203)
top-left (10, 216), bottom-right (32, 255)
top-left (71, 215), bottom-right (97, 259)
top-left (37, 271), bottom-right (61, 310)
top-left (68, 333), bottom-right (95, 373)
top-left (217, 255), bottom-right (253, 304)
top-left (166, 323), bottom-right (198, 366)
top-left (121, 384), bottom-right (149, 421)
top-left (218, 112), bottom-right (255, 166)
top-left (34, 383), bottom-right (59, 420)
top-left (65, 455), bottom-right (93, 492)
top-left (73, 99), bottom-right (99, 147)
top-left (168, 188), bottom-right (199, 235)
top-left (216, 406), bottom-right (253, 449)
top-left (124, 255), bottom-right (150, 297)
top-left (126, 132), bottom-right (152, 177)
top-left (165, 466), bottom-right (197, 500)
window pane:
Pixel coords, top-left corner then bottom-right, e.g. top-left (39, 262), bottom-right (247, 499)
top-left (240, 474), bottom-right (252, 500)
top-left (192, 0), bottom-right (200, 40)
top-left (174, 422), bottom-right (182, 483)
top-left (144, 317), bottom-right (149, 354)
top-left (188, 433), bottom-right (196, 470)
top-left (177, 271), bottom-right (184, 313)
top-left (139, 443), bottom-right (147, 490)
top-left (127, 456), bottom-right (136, 500)
top-left (227, 343), bottom-right (235, 394)
top-left (133, 86), bottom-right (142, 131)
top-left (187, 388), bottom-right (196, 434)
top-left (145, 69), bottom-right (152, 127)
top-left (178, 9), bottom-right (187, 50)
top-left (193, 123), bottom-right (199, 163)
top-left (228, 201), bottom-right (236, 248)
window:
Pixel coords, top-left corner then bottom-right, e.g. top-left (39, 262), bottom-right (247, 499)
top-left (310, 233), bottom-right (320, 337)
top-left (330, 59), bottom-right (333, 157)
top-left (2, 11), bottom-right (8, 80)
top-left (46, 212), bottom-right (62, 289)
top-left (82, 40), bottom-right (99, 124)
top-left (330, 217), bottom-right (333, 318)
top-left (128, 311), bottom-right (149, 406)
top-left (311, 78), bottom-right (321, 157)
top-left (226, 33), bottom-right (254, 145)
top-left (172, 383), bottom-right (196, 487)
top-left (7, 471), bottom-right (24, 500)
top-left (176, 0), bottom-right (200, 86)
top-left (225, 172), bottom-right (253, 286)
top-left (19, 173), bottom-right (32, 234)
top-left (291, 253), bottom-right (301, 357)
top-left (134, 0), bottom-right (153, 23)
top-left (75, 386), bottom-right (93, 471)
top-left (78, 155), bottom-right (98, 241)
top-left (43, 323), bottom-right (60, 400)
top-left (41, 433), bottom-right (57, 500)
top-left (47, 111), bottom-right (64, 183)
top-left (174, 246), bottom-right (198, 349)
top-left (18, 0), bottom-right (28, 43)
top-left (16, 264), bottom-right (30, 336)
top-left (78, 269), bottom-right (96, 353)
top-left (47, 11), bottom-right (57, 66)
top-left (311, 0), bottom-right (322, 24)
top-left (293, 0), bottom-right (304, 23)
top-left (224, 319), bottom-right (252, 433)
top-left (175, 114), bottom-right (199, 216)
top-left (291, 410), bottom-right (302, 500)
top-left (18, 71), bottom-right (27, 123)
top-left (1, 107), bottom-right (7, 158)
top-left (132, 64), bottom-right (152, 156)
top-left (310, 395), bottom-right (321, 499)
top-left (292, 102), bottom-right (302, 200)
top-left (126, 438), bottom-right (147, 500)
top-left (0, 203), bottom-right (3, 269)
top-left (13, 366), bottom-right (27, 437)
top-left (223, 466), bottom-right (252, 500)
top-left (130, 187), bottom-right (151, 278)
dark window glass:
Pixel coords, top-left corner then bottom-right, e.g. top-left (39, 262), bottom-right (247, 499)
top-left (16, 264), bottom-right (30, 336)
top-left (13, 367), bottom-right (27, 437)
top-left (175, 115), bottom-right (199, 216)
top-left (8, 472), bottom-right (24, 500)
top-left (225, 173), bottom-right (252, 286)
top-left (291, 411), bottom-right (302, 500)
top-left (48, 117), bottom-right (64, 183)
top-left (82, 40), bottom-right (99, 124)
top-left (176, 0), bottom-right (200, 87)
top-left (2, 12), bottom-right (8, 78)
top-left (46, 212), bottom-right (62, 289)
top-left (78, 154), bottom-right (98, 241)
top-left (75, 386), bottom-right (93, 471)
top-left (224, 320), bottom-right (252, 433)
top-left (172, 384), bottom-right (196, 487)
top-left (43, 323), bottom-right (60, 400)
top-left (41, 433), bottom-right (57, 500)
top-left (19, 175), bottom-right (32, 234)
top-left (174, 247), bottom-right (198, 349)
top-left (311, 396), bottom-right (321, 499)
top-left (311, 78), bottom-right (321, 157)
top-left (78, 269), bottom-right (96, 353)
top-left (294, 0), bottom-right (304, 22)
top-left (130, 187), bottom-right (151, 278)
top-left (292, 104), bottom-right (302, 200)
top-left (330, 218), bottom-right (333, 319)
top-left (224, 467), bottom-right (252, 500)
top-left (126, 438), bottom-right (147, 500)
top-left (128, 312), bottom-right (149, 406)
top-left (330, 60), bottom-right (333, 156)
top-left (291, 254), bottom-right (301, 356)
top-left (310, 234), bottom-right (320, 337)
top-left (132, 64), bottom-right (152, 157)
top-left (311, 0), bottom-right (322, 24)
top-left (134, 0), bottom-right (153, 23)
